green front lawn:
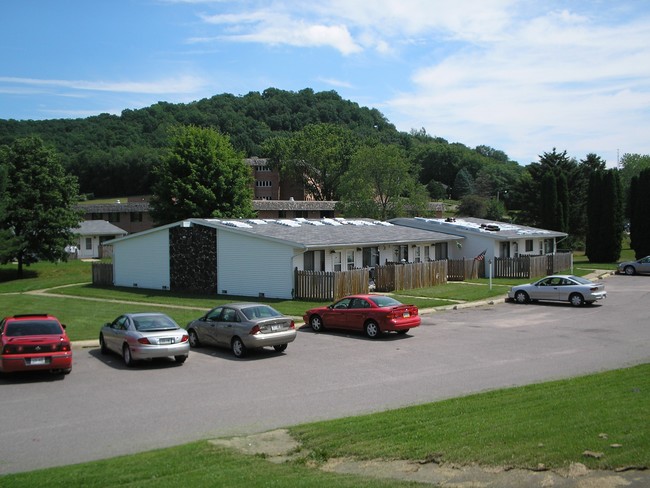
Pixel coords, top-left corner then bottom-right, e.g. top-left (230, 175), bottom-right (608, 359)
top-left (2, 364), bottom-right (647, 486)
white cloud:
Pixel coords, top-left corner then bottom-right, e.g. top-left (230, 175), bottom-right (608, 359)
top-left (0, 75), bottom-right (207, 95)
top-left (317, 77), bottom-right (354, 89)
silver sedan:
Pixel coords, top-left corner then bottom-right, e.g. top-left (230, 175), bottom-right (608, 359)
top-left (187, 303), bottom-right (296, 358)
top-left (617, 256), bottom-right (650, 275)
top-left (99, 313), bottom-right (190, 366)
top-left (507, 275), bottom-right (607, 307)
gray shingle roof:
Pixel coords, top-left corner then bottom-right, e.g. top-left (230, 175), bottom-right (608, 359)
top-left (73, 220), bottom-right (128, 236)
top-left (76, 202), bottom-right (150, 212)
top-left (192, 218), bottom-right (455, 248)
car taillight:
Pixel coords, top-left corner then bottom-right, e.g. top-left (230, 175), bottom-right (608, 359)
top-left (249, 325), bottom-right (261, 335)
top-left (290, 320), bottom-right (295, 329)
top-left (58, 342), bottom-right (71, 352)
top-left (137, 337), bottom-right (151, 344)
top-left (180, 334), bottom-right (189, 343)
top-left (2, 344), bottom-right (18, 354)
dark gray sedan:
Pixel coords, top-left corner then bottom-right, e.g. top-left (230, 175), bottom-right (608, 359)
top-left (99, 313), bottom-right (190, 367)
top-left (187, 303), bottom-right (296, 358)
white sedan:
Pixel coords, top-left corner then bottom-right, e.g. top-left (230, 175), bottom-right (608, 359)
top-left (507, 275), bottom-right (606, 307)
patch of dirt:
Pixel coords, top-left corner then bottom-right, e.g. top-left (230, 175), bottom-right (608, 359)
top-left (210, 429), bottom-right (649, 487)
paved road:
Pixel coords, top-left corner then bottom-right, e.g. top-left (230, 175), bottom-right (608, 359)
top-left (1, 274), bottom-right (648, 474)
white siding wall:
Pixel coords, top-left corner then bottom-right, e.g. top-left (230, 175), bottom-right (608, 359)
top-left (217, 232), bottom-right (294, 299)
top-left (113, 229), bottom-right (170, 290)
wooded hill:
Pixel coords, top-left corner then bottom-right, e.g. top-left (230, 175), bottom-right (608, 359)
top-left (0, 88), bottom-right (520, 199)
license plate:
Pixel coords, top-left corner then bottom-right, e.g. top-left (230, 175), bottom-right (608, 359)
top-left (159, 338), bottom-right (174, 344)
top-left (271, 325), bottom-right (283, 331)
top-left (30, 357), bottom-right (46, 365)
top-left (403, 312), bottom-right (410, 318)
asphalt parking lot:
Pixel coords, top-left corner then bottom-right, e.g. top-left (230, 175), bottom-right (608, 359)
top-left (1, 274), bottom-right (648, 475)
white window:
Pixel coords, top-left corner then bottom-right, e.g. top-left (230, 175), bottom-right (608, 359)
top-left (332, 252), bottom-right (341, 272)
top-left (346, 250), bottom-right (355, 270)
top-left (414, 246), bottom-right (421, 263)
top-left (85, 237), bottom-right (92, 250)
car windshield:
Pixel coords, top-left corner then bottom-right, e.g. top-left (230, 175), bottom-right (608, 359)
top-left (133, 315), bottom-right (179, 331)
top-left (241, 305), bottom-right (282, 320)
top-left (368, 296), bottom-right (403, 307)
top-left (4, 320), bottom-right (62, 336)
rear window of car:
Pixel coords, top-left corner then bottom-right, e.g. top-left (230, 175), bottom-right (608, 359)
top-left (5, 320), bottom-right (63, 336)
top-left (241, 305), bottom-right (282, 320)
top-left (133, 315), bottom-right (179, 331)
top-left (368, 296), bottom-right (403, 307)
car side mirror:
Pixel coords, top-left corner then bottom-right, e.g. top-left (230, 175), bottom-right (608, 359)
top-left (61, 324), bottom-right (67, 329)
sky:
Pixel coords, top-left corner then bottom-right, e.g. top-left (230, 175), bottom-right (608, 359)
top-left (2, 1), bottom-right (649, 167)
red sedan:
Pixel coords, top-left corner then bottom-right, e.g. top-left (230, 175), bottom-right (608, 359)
top-left (303, 294), bottom-right (420, 338)
top-left (0, 314), bottom-right (72, 376)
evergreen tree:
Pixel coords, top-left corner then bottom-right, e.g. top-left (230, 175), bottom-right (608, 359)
top-left (0, 136), bottom-right (82, 277)
top-left (628, 169), bottom-right (650, 258)
top-left (586, 170), bottom-right (623, 262)
top-left (150, 126), bottom-right (255, 225)
top-left (540, 171), bottom-right (558, 230)
top-left (452, 167), bottom-right (474, 199)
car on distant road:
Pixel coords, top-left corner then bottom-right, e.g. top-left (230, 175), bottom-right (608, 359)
top-left (99, 313), bottom-right (189, 367)
top-left (187, 303), bottom-right (296, 358)
top-left (507, 275), bottom-right (606, 306)
top-left (0, 314), bottom-right (72, 376)
top-left (303, 294), bottom-right (421, 338)
top-left (617, 256), bottom-right (650, 275)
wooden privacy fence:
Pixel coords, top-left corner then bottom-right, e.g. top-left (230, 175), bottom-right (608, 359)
top-left (92, 262), bottom-right (113, 286)
top-left (374, 261), bottom-right (448, 292)
top-left (447, 258), bottom-right (483, 281)
top-left (294, 268), bottom-right (369, 301)
top-left (493, 252), bottom-right (572, 279)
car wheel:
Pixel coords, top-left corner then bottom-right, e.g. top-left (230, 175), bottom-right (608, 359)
top-left (514, 290), bottom-right (529, 304)
top-left (569, 293), bottom-right (585, 307)
top-left (188, 329), bottom-right (200, 348)
top-left (99, 334), bottom-right (108, 355)
top-left (624, 265), bottom-right (636, 275)
top-left (364, 320), bottom-right (380, 338)
top-left (123, 344), bottom-right (135, 367)
top-left (231, 337), bottom-right (247, 358)
top-left (310, 315), bottom-right (324, 332)
top-left (274, 344), bottom-right (288, 353)
top-left (175, 355), bottom-right (187, 364)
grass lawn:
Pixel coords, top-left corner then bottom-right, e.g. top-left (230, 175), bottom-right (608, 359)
top-left (2, 364), bottom-right (647, 487)
top-left (0, 243), bottom-right (631, 341)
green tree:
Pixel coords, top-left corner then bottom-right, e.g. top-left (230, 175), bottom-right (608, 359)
top-left (628, 168), bottom-right (650, 258)
top-left (457, 195), bottom-right (487, 218)
top-left (452, 167), bottom-right (474, 199)
top-left (485, 198), bottom-right (506, 221)
top-left (586, 170), bottom-right (623, 262)
top-left (263, 123), bottom-right (359, 201)
top-left (0, 136), bottom-right (82, 277)
top-left (0, 163), bottom-right (22, 262)
top-left (149, 126), bottom-right (255, 225)
top-left (513, 148), bottom-right (576, 233)
top-left (337, 144), bottom-right (428, 220)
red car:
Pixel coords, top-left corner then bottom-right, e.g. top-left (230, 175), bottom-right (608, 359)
top-left (0, 314), bottom-right (72, 376)
top-left (303, 294), bottom-right (420, 338)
